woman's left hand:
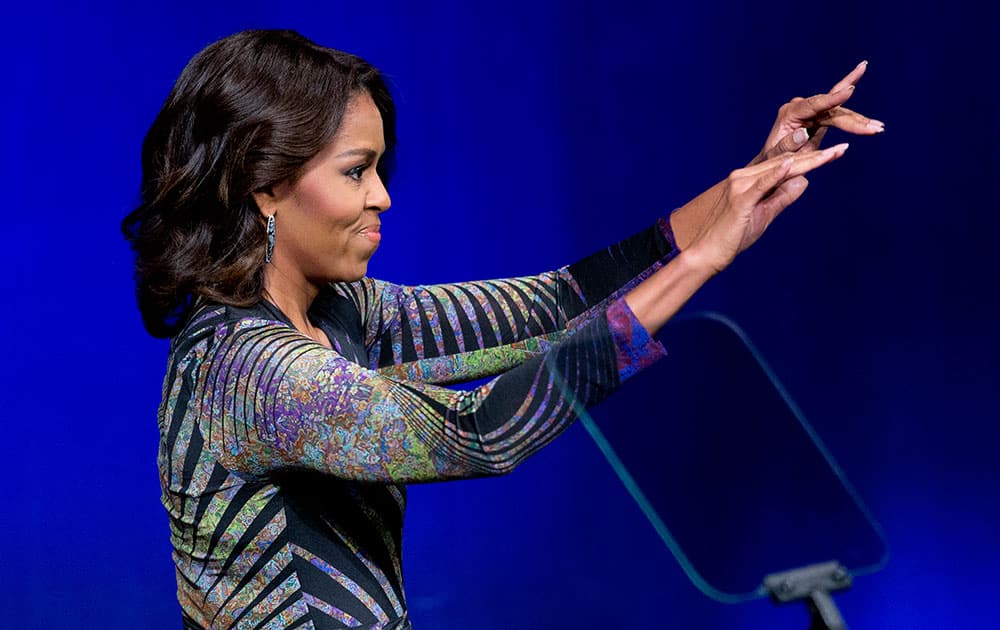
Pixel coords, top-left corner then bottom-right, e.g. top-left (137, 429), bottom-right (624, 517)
top-left (749, 60), bottom-right (884, 165)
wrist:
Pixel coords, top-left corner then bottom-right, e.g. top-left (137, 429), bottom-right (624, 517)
top-left (676, 244), bottom-right (727, 279)
top-left (623, 248), bottom-right (719, 337)
top-left (669, 180), bottom-right (726, 251)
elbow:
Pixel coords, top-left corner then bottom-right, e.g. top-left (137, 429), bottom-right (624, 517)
top-left (479, 446), bottom-right (531, 478)
top-left (484, 459), bottom-right (519, 478)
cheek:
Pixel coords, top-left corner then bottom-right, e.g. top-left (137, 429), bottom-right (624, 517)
top-left (293, 182), bottom-right (362, 229)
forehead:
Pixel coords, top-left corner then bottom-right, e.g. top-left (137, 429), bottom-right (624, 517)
top-left (329, 91), bottom-right (385, 153)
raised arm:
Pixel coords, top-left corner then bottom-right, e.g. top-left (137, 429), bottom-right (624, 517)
top-left (330, 219), bottom-right (678, 377)
top-left (180, 299), bottom-right (663, 484)
top-left (181, 147), bottom-right (831, 485)
top-left (180, 109), bottom-right (862, 485)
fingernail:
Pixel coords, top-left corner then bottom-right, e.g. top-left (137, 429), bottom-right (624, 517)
top-left (825, 143), bottom-right (849, 155)
top-left (859, 60), bottom-right (869, 67)
top-left (867, 120), bottom-right (885, 132)
top-left (793, 128), bottom-right (809, 144)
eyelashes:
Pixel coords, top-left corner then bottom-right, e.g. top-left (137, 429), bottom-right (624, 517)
top-left (346, 165), bottom-right (367, 181)
top-left (346, 161), bottom-right (379, 182)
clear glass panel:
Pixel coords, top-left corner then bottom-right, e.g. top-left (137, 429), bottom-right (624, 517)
top-left (573, 312), bottom-right (888, 602)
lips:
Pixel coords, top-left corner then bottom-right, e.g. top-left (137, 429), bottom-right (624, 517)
top-left (358, 224), bottom-right (381, 243)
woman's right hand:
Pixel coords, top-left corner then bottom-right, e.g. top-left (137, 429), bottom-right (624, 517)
top-left (682, 143), bottom-right (850, 275)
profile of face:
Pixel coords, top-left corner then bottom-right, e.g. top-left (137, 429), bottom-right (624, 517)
top-left (254, 91), bottom-right (391, 286)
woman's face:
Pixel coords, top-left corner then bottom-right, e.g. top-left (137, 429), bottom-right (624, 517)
top-left (257, 91), bottom-right (391, 285)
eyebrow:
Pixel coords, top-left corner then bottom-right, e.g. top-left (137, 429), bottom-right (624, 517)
top-left (335, 148), bottom-right (380, 159)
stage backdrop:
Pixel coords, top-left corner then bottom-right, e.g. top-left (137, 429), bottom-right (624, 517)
top-left (3, 1), bottom-right (998, 628)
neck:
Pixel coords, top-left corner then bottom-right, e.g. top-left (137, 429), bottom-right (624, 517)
top-left (261, 260), bottom-right (321, 335)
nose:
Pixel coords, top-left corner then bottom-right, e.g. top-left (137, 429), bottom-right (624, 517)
top-left (367, 175), bottom-right (391, 213)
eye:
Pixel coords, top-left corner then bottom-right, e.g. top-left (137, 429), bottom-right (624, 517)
top-left (346, 164), bottom-right (369, 181)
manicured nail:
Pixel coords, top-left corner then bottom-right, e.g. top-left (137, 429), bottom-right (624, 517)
top-left (825, 143), bottom-right (849, 156)
top-left (793, 128), bottom-right (810, 144)
top-left (867, 119), bottom-right (885, 132)
top-left (859, 60), bottom-right (869, 67)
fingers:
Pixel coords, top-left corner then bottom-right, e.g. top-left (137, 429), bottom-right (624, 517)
top-left (830, 60), bottom-right (868, 93)
top-left (800, 86), bottom-right (856, 118)
top-left (789, 87), bottom-right (863, 126)
top-left (751, 157), bottom-right (793, 196)
top-left (758, 121), bottom-right (831, 163)
top-left (741, 143), bottom-right (848, 180)
top-left (782, 61), bottom-right (884, 134)
top-left (757, 176), bottom-right (810, 224)
top-left (780, 78), bottom-right (858, 126)
top-left (806, 126), bottom-right (828, 150)
top-left (818, 106), bottom-right (885, 134)
top-left (785, 143), bottom-right (849, 179)
top-left (736, 143), bottom-right (845, 207)
top-left (761, 127), bottom-right (812, 161)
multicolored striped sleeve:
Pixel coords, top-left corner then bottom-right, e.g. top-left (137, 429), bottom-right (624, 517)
top-left (332, 218), bottom-right (678, 382)
top-left (192, 298), bottom-right (664, 483)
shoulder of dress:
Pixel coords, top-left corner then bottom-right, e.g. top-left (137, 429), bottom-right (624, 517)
top-left (169, 301), bottom-right (292, 356)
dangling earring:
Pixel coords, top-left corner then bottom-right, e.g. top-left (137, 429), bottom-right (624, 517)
top-left (265, 214), bottom-right (276, 264)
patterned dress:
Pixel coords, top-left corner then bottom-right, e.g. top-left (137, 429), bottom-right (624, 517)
top-left (159, 220), bottom-right (679, 629)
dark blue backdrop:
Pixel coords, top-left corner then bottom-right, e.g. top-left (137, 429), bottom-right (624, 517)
top-left (3, 1), bottom-right (997, 628)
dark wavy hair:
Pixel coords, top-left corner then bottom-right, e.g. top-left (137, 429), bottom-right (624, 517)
top-left (122, 29), bottom-right (396, 338)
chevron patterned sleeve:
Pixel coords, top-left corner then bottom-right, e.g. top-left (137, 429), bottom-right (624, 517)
top-left (188, 297), bottom-right (665, 483)
top-left (329, 218), bottom-right (678, 383)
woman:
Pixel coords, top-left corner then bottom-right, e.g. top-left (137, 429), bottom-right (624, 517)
top-left (123, 29), bottom-right (881, 629)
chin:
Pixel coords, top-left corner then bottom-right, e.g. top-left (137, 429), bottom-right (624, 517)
top-left (326, 265), bottom-right (368, 284)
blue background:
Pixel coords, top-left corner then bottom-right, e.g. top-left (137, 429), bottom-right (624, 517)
top-left (3, 0), bottom-right (998, 628)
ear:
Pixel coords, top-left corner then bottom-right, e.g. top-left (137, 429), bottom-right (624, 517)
top-left (252, 186), bottom-right (277, 218)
